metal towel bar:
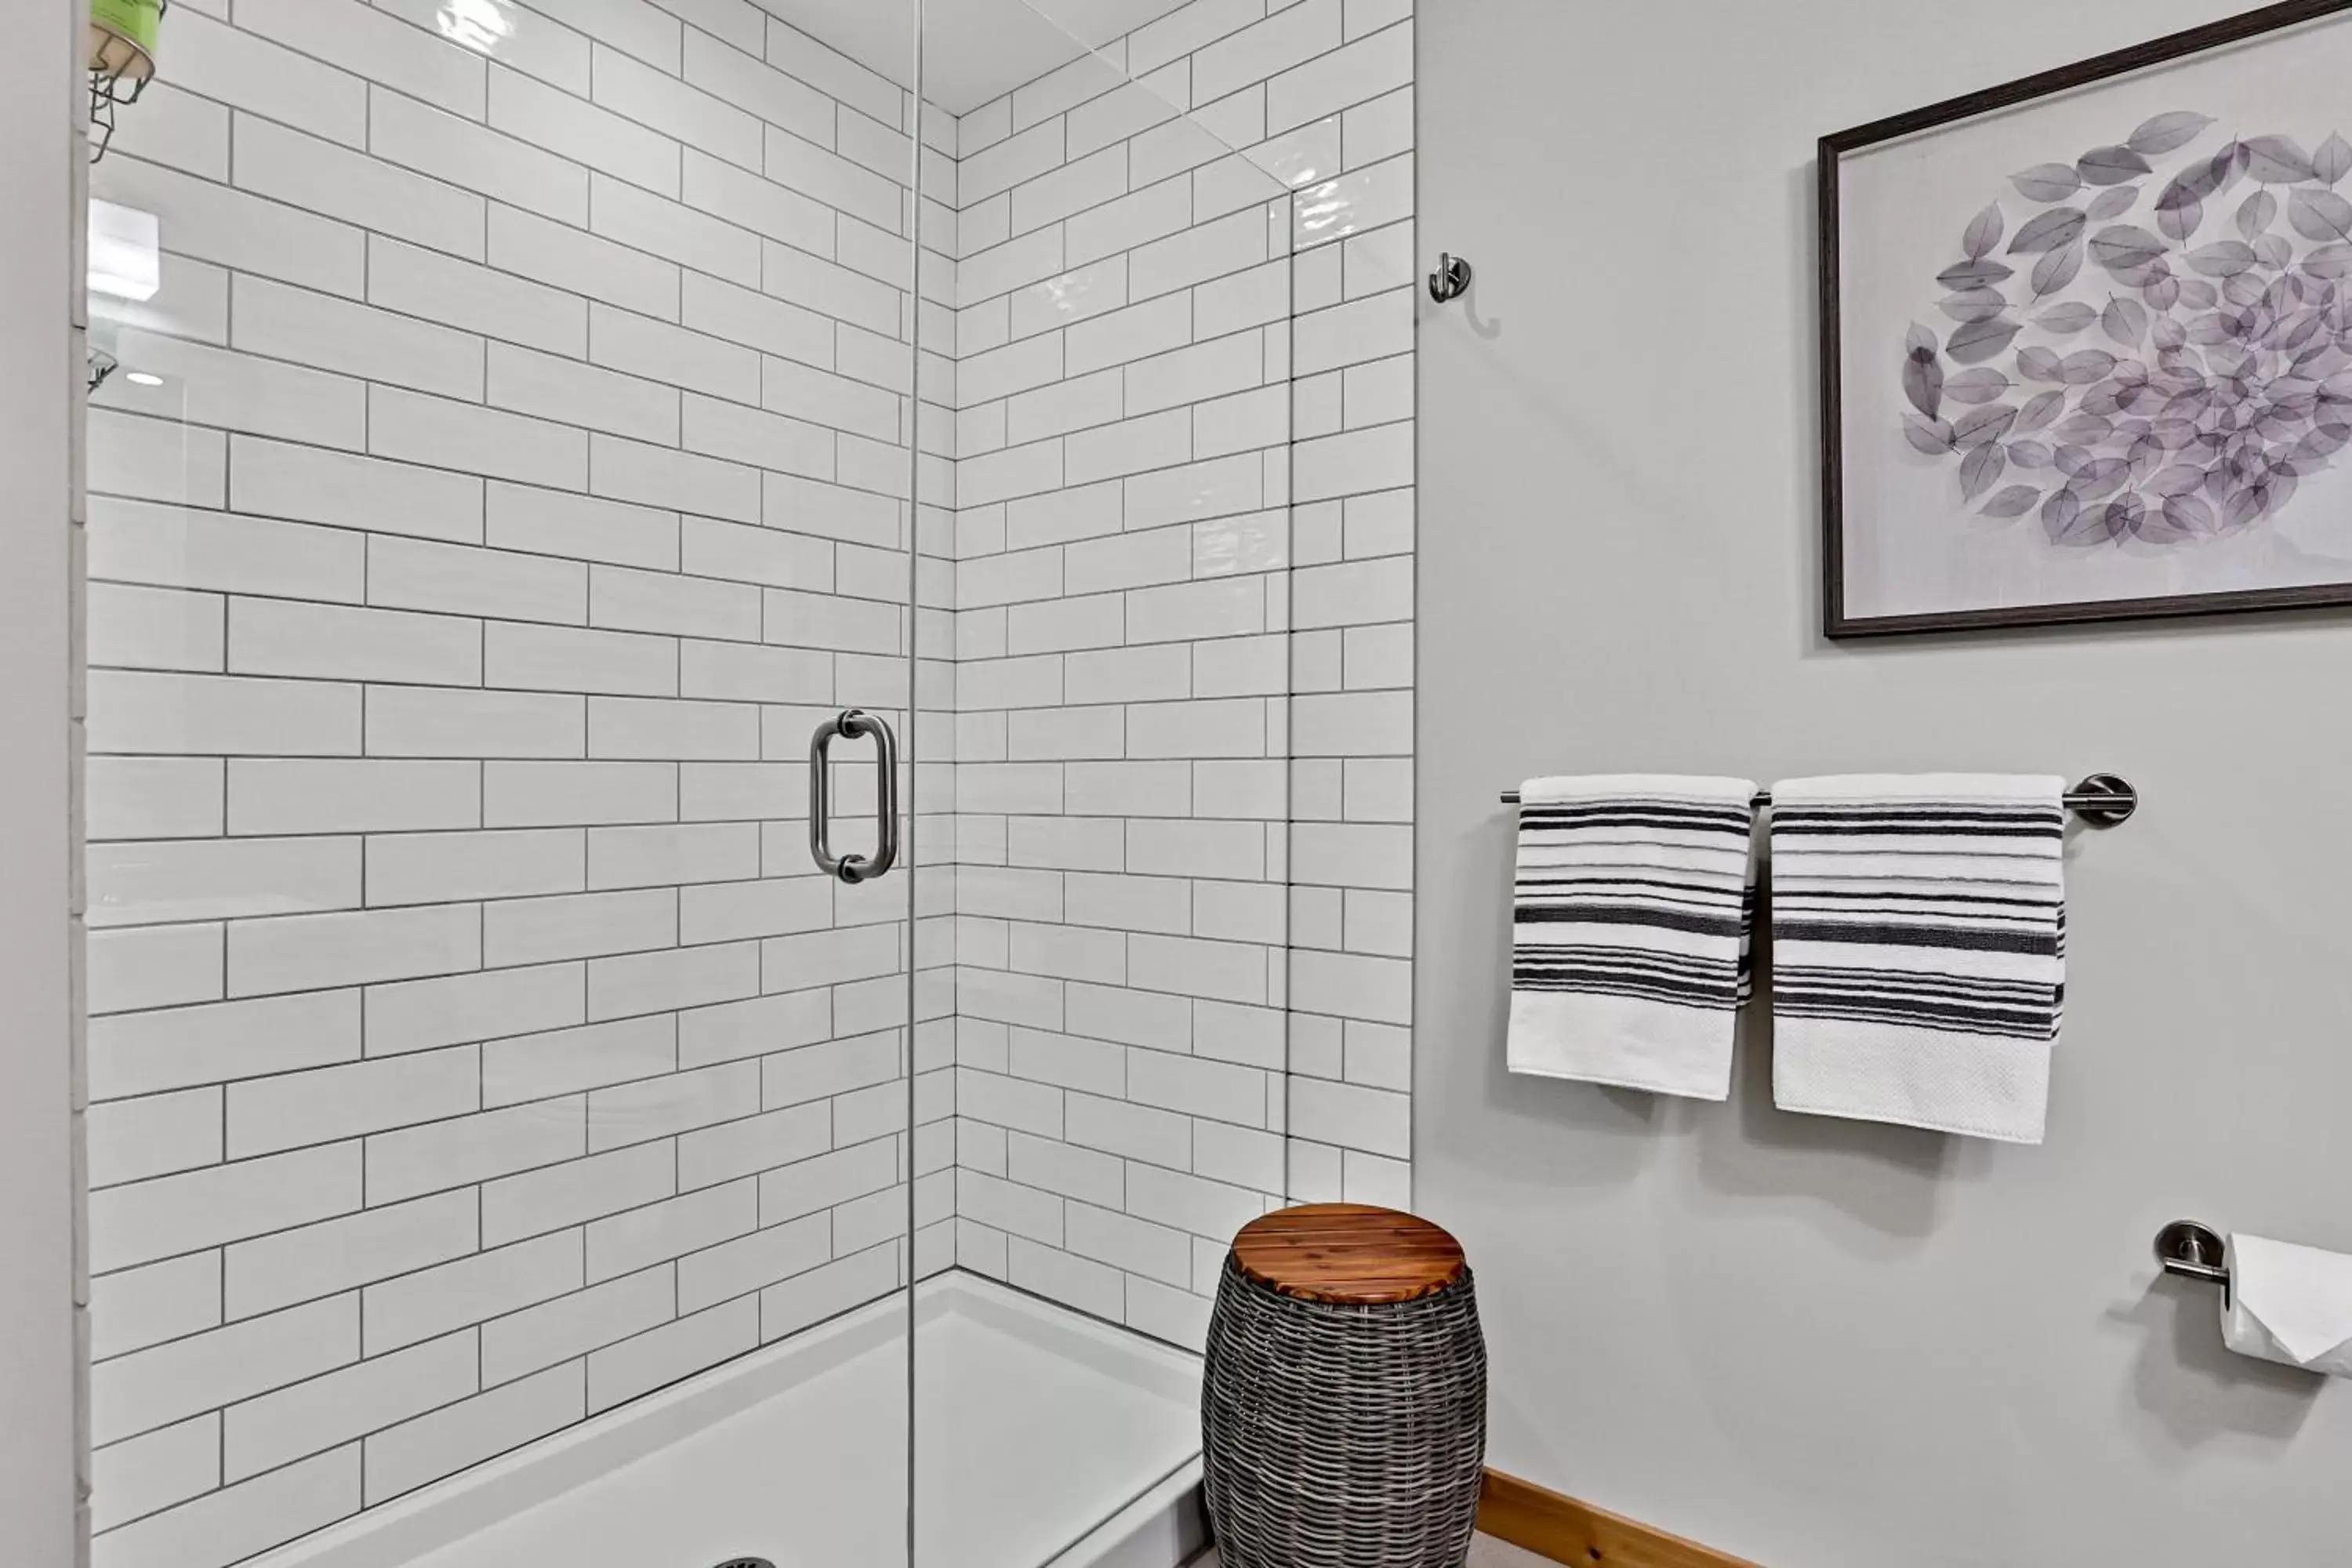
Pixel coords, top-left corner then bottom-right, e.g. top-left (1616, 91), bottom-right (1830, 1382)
top-left (1500, 773), bottom-right (2138, 826)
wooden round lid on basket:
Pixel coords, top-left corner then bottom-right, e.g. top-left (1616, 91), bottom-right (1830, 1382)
top-left (1230, 1203), bottom-right (1467, 1305)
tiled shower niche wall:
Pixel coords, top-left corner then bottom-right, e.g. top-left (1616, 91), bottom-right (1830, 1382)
top-left (944, 0), bottom-right (1416, 1353)
top-left (80, 4), bottom-right (951, 1563)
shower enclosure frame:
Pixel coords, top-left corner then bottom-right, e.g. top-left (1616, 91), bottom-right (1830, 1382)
top-left (0, 4), bottom-right (84, 1566)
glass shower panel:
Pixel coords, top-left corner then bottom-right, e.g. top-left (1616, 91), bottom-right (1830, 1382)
top-left (74, 0), bottom-right (1345, 1560)
top-left (909, 2), bottom-right (1300, 1561)
top-left (81, 1), bottom-right (927, 1564)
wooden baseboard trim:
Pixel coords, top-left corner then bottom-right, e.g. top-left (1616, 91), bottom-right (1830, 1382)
top-left (1477, 1469), bottom-right (1759, 1567)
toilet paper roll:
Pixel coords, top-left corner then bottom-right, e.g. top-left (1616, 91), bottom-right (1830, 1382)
top-left (2220, 1234), bottom-right (2352, 1377)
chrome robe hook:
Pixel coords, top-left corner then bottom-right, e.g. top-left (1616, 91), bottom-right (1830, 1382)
top-left (1428, 252), bottom-right (1473, 303)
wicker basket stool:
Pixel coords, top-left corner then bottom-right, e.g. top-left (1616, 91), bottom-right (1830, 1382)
top-left (1201, 1203), bottom-right (1488, 1568)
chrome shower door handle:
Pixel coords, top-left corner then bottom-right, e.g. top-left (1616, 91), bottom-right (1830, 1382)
top-left (808, 709), bottom-right (899, 884)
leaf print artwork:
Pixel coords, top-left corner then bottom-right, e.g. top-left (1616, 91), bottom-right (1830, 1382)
top-left (1943, 368), bottom-right (2012, 403)
top-left (2012, 164), bottom-right (2083, 201)
top-left (1961, 202), bottom-right (2005, 259)
top-left (2127, 111), bottom-right (2216, 155)
top-left (2087, 185), bottom-right (2141, 221)
top-left (2009, 208), bottom-right (2088, 253)
top-left (1900, 110), bottom-right (2352, 546)
top-left (2088, 225), bottom-right (2166, 272)
top-left (2290, 187), bottom-right (2352, 241)
top-left (2077, 145), bottom-right (2154, 184)
top-left (2028, 244), bottom-right (2085, 298)
top-left (2034, 302), bottom-right (2097, 334)
top-left (2238, 190), bottom-right (2278, 238)
top-left (2243, 134), bottom-right (2316, 183)
top-left (2317, 132), bottom-right (2352, 186)
top-left (2185, 240), bottom-right (2257, 275)
top-left (1946, 317), bottom-right (2022, 363)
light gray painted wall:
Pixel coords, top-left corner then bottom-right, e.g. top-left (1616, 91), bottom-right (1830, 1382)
top-left (1416, 4), bottom-right (2352, 1563)
top-left (1, 4), bottom-right (87, 1567)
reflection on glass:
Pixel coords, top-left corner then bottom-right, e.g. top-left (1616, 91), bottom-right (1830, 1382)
top-left (436, 0), bottom-right (514, 56)
top-left (1296, 174), bottom-right (1359, 246)
top-left (87, 199), bottom-right (159, 302)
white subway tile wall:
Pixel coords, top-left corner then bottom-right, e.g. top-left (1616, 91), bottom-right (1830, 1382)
top-left (84, 2), bottom-right (949, 1562)
top-left (80, 0), bottom-right (1412, 1561)
top-left (943, 0), bottom-right (1415, 1359)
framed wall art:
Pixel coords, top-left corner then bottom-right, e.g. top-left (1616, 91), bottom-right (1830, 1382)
top-left (1822, 1), bottom-right (2352, 634)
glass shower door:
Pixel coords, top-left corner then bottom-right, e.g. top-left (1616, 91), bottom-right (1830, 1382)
top-left (72, 0), bottom-right (1355, 1557)
top-left (719, 6), bottom-right (942, 1566)
top-left (80, 1), bottom-right (931, 1563)
top-left (906, 1), bottom-right (1304, 1561)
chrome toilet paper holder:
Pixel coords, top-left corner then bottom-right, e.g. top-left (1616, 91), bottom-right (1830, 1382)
top-left (2155, 1219), bottom-right (2231, 1302)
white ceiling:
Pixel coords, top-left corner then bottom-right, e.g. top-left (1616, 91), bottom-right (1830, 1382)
top-left (767, 0), bottom-right (1196, 116)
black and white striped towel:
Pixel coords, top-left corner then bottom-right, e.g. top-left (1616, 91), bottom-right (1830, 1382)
top-left (1506, 775), bottom-right (1760, 1100)
top-left (1768, 775), bottom-right (2067, 1144)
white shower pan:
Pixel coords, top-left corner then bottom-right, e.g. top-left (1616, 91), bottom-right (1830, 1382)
top-left (248, 1274), bottom-right (1207, 1568)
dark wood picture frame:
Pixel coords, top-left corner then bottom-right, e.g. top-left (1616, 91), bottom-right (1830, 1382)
top-left (1820, 0), bottom-right (2352, 637)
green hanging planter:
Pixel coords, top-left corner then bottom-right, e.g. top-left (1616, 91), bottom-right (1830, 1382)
top-left (89, 0), bottom-right (161, 85)
top-left (89, 0), bottom-right (166, 162)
